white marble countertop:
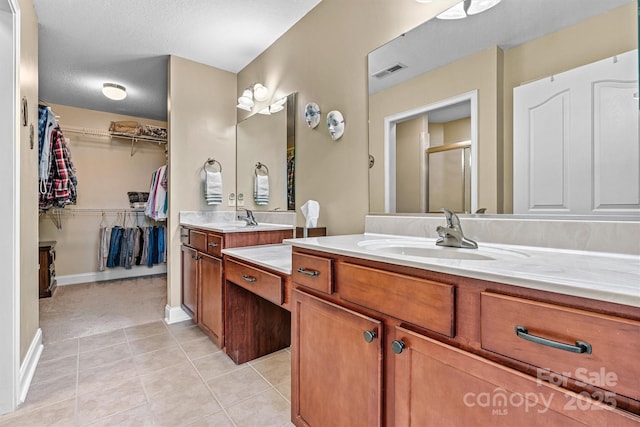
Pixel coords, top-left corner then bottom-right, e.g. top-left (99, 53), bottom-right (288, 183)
top-left (284, 233), bottom-right (640, 308)
top-left (180, 220), bottom-right (294, 234)
top-left (222, 244), bottom-right (292, 275)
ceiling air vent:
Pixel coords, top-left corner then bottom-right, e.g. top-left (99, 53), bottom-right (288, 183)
top-left (371, 62), bottom-right (407, 79)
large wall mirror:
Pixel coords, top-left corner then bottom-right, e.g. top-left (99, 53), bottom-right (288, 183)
top-left (368, 0), bottom-right (638, 216)
top-left (236, 92), bottom-right (296, 211)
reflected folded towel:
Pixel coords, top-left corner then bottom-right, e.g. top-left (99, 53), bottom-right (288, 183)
top-left (254, 175), bottom-right (269, 205)
top-left (205, 171), bottom-right (223, 205)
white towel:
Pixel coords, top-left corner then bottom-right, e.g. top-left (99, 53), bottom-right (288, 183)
top-left (254, 174), bottom-right (269, 205)
top-left (205, 170), bottom-right (223, 205)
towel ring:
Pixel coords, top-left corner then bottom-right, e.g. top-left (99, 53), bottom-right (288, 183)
top-left (255, 162), bottom-right (269, 176)
top-left (203, 158), bottom-right (222, 173)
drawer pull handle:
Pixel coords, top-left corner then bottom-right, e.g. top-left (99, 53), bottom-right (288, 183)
top-left (391, 340), bottom-right (406, 354)
top-left (297, 267), bottom-right (319, 277)
top-left (363, 330), bottom-right (377, 343)
top-left (515, 326), bottom-right (592, 354)
top-left (208, 243), bottom-right (219, 248)
top-left (242, 274), bottom-right (257, 283)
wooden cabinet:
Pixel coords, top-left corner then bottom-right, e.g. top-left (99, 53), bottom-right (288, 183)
top-left (290, 247), bottom-right (640, 426)
top-left (181, 245), bottom-right (198, 320)
top-left (38, 241), bottom-right (57, 298)
top-left (292, 289), bottom-right (383, 427)
top-left (180, 225), bottom-right (292, 348)
top-left (224, 257), bottom-right (291, 364)
top-left (393, 326), bottom-right (639, 426)
top-left (199, 253), bottom-right (223, 341)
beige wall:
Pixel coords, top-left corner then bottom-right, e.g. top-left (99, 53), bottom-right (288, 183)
top-left (442, 117), bottom-right (471, 144)
top-left (38, 104), bottom-right (167, 276)
top-left (501, 2), bottom-right (637, 212)
top-left (237, 0), bottom-right (461, 234)
top-left (167, 56), bottom-right (237, 309)
top-left (19, 0), bottom-right (39, 362)
top-left (369, 46), bottom-right (501, 213)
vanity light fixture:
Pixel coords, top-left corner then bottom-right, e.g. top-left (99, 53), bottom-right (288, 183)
top-left (436, 0), bottom-right (501, 19)
top-left (257, 96), bottom-right (286, 115)
top-left (102, 83), bottom-right (127, 100)
top-left (236, 83), bottom-right (270, 110)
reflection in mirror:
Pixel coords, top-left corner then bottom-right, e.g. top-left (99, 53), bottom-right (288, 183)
top-left (368, 0), bottom-right (637, 216)
top-left (236, 92), bottom-right (296, 211)
top-left (383, 92), bottom-right (477, 214)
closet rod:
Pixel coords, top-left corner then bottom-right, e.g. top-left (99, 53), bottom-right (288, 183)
top-left (43, 207), bottom-right (146, 215)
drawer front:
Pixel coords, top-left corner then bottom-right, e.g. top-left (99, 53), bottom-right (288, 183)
top-left (480, 292), bottom-right (640, 401)
top-left (206, 233), bottom-right (223, 257)
top-left (189, 229), bottom-right (207, 252)
top-left (337, 262), bottom-right (455, 337)
top-left (291, 252), bottom-right (333, 294)
top-left (226, 259), bottom-right (283, 306)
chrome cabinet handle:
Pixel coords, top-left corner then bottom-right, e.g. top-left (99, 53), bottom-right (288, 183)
top-left (242, 274), bottom-right (257, 283)
top-left (391, 340), bottom-right (406, 354)
top-left (363, 330), bottom-right (377, 343)
top-left (297, 267), bottom-right (319, 277)
top-left (515, 326), bottom-right (592, 354)
top-left (208, 242), bottom-right (219, 247)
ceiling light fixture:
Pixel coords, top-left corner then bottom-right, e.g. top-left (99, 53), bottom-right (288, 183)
top-left (102, 83), bottom-right (127, 100)
top-left (436, 0), bottom-right (501, 20)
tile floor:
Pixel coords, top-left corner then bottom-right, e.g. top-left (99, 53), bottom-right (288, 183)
top-left (0, 277), bottom-right (293, 426)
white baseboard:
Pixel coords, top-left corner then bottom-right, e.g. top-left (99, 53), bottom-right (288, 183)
top-left (164, 304), bottom-right (191, 324)
top-left (56, 264), bottom-right (167, 286)
top-left (18, 328), bottom-right (43, 404)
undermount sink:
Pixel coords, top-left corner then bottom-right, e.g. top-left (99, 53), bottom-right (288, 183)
top-left (358, 239), bottom-right (529, 261)
top-left (199, 221), bottom-right (250, 231)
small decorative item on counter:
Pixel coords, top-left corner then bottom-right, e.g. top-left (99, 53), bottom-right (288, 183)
top-left (326, 110), bottom-right (344, 140)
top-left (304, 102), bottom-right (321, 128)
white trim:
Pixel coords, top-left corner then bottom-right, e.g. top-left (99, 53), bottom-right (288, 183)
top-left (56, 264), bottom-right (167, 286)
top-left (383, 90), bottom-right (479, 214)
top-left (164, 304), bottom-right (191, 324)
top-left (18, 328), bottom-right (42, 404)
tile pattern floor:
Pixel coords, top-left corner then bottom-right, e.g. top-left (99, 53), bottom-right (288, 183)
top-left (1, 278), bottom-right (293, 426)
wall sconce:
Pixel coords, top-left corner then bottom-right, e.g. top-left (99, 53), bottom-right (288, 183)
top-left (102, 83), bottom-right (127, 100)
top-left (436, 0), bottom-right (501, 20)
top-left (237, 83), bottom-right (270, 111)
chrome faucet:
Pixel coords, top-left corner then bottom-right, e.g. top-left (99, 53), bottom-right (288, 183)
top-left (436, 209), bottom-right (478, 249)
top-left (237, 208), bottom-right (258, 226)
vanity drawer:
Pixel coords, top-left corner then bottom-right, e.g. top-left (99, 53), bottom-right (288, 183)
top-left (337, 262), bottom-right (455, 337)
top-left (226, 259), bottom-right (283, 306)
top-left (292, 252), bottom-right (333, 294)
top-left (206, 233), bottom-right (223, 257)
top-left (480, 292), bottom-right (640, 401)
top-left (189, 229), bottom-right (207, 252)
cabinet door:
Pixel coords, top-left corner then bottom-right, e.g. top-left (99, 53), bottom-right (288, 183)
top-left (199, 253), bottom-right (223, 346)
top-left (393, 326), bottom-right (640, 426)
top-left (292, 289), bottom-right (383, 427)
top-left (181, 245), bottom-right (198, 321)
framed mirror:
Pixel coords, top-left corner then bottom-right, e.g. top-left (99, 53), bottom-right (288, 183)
top-left (236, 92), bottom-right (296, 211)
top-left (368, 0), bottom-right (638, 216)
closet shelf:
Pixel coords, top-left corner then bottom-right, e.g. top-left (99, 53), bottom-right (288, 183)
top-left (60, 125), bottom-right (167, 156)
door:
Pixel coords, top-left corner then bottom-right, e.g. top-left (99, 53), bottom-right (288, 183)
top-left (393, 326), bottom-right (639, 426)
top-left (198, 253), bottom-right (223, 346)
top-left (181, 245), bottom-right (198, 321)
top-left (513, 49), bottom-right (639, 215)
top-left (292, 289), bottom-right (383, 427)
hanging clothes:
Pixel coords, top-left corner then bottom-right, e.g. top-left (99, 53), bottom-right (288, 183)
top-left (38, 106), bottom-right (78, 210)
top-left (145, 165), bottom-right (167, 221)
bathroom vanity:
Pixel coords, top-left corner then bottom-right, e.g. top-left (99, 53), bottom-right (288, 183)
top-left (287, 234), bottom-right (640, 426)
top-left (179, 220), bottom-right (293, 348)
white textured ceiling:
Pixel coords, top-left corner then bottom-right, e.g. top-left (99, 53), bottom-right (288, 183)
top-left (34, 0), bottom-right (321, 121)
